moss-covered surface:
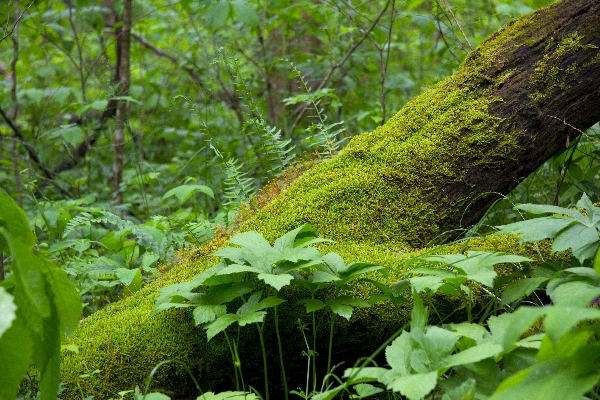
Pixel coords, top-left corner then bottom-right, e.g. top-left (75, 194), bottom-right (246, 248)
top-left (60, 1), bottom-right (596, 398)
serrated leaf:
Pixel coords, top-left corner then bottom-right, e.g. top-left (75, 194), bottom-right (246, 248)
top-left (193, 304), bottom-right (226, 325)
top-left (258, 272), bottom-right (293, 291)
top-left (386, 332), bottom-right (412, 375)
top-left (385, 370), bottom-right (438, 400)
top-left (205, 314), bottom-right (237, 341)
top-left (297, 298), bottom-right (326, 313)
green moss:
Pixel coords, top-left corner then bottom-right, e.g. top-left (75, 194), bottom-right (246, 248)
top-left (530, 32), bottom-right (597, 102)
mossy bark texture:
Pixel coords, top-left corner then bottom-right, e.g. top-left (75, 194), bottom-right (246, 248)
top-left (60, 0), bottom-right (600, 398)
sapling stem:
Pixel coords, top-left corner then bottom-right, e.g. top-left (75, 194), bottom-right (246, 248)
top-left (274, 305), bottom-right (289, 400)
top-left (327, 314), bottom-right (335, 379)
top-left (223, 331), bottom-right (241, 390)
top-left (312, 310), bottom-right (317, 394)
top-left (255, 322), bottom-right (270, 400)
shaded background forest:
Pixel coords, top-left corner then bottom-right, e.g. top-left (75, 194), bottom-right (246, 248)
top-left (1, 0), bottom-right (599, 314)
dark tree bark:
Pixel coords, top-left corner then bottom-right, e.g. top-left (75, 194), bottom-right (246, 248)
top-left (61, 0), bottom-right (600, 398)
top-left (112, 0), bottom-right (132, 206)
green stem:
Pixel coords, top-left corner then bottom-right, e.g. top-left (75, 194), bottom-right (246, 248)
top-left (312, 310), bottom-right (317, 394)
top-left (327, 313), bottom-right (334, 377)
top-left (274, 305), bottom-right (289, 400)
top-left (256, 322), bottom-right (270, 400)
top-left (223, 331), bottom-right (240, 390)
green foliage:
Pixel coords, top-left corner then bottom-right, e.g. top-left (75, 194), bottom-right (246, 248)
top-left (495, 193), bottom-right (600, 262)
top-left (0, 190), bottom-right (82, 400)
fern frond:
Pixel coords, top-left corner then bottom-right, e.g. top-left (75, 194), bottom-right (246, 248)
top-left (223, 157), bottom-right (256, 210)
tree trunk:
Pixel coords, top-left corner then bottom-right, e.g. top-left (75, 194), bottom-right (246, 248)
top-left (60, 0), bottom-right (600, 398)
top-left (244, 0), bottom-right (600, 247)
top-left (112, 0), bottom-right (132, 206)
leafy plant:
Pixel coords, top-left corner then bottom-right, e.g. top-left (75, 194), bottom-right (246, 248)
top-left (155, 224), bottom-right (385, 400)
top-left (0, 189), bottom-right (82, 400)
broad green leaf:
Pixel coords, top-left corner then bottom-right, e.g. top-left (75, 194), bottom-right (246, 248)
top-left (448, 322), bottom-right (489, 343)
top-left (490, 357), bottom-right (600, 400)
top-left (273, 223), bottom-right (317, 251)
top-left (495, 217), bottom-right (576, 243)
top-left (552, 224), bottom-right (599, 262)
top-left (231, 1), bottom-right (260, 27)
top-left (0, 191), bottom-right (81, 400)
top-left (548, 280), bottom-right (600, 307)
top-left (409, 275), bottom-right (445, 293)
top-left (47, 124), bottom-right (84, 149)
top-left (488, 307), bottom-right (545, 352)
top-left (501, 277), bottom-right (549, 305)
top-left (514, 203), bottom-right (585, 221)
top-left (386, 331), bottom-right (412, 375)
top-left (207, 0), bottom-right (231, 29)
top-left (543, 306), bottom-right (600, 343)
top-left (0, 287), bottom-right (16, 339)
top-left (312, 270), bottom-right (341, 283)
top-left (443, 342), bottom-right (503, 368)
top-left (418, 326), bottom-right (459, 370)
top-left (424, 252), bottom-right (531, 288)
top-left (228, 231), bottom-right (277, 267)
top-left (326, 296), bottom-right (370, 320)
top-left (278, 246), bottom-right (322, 264)
top-left (353, 383), bottom-right (384, 397)
top-left (297, 298), bottom-right (326, 313)
top-left (205, 314), bottom-right (238, 341)
top-left (385, 370), bottom-right (438, 400)
top-left (442, 378), bottom-right (476, 400)
top-left (161, 184), bottom-right (214, 204)
top-left (217, 264), bottom-right (264, 275)
top-left (116, 268), bottom-right (143, 293)
top-left (258, 272), bottom-right (293, 291)
top-left (193, 305), bottom-right (226, 325)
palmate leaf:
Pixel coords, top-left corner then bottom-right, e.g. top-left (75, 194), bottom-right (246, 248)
top-left (423, 252), bottom-right (531, 288)
top-left (496, 194), bottom-right (600, 263)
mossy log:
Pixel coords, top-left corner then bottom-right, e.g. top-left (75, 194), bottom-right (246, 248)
top-left (60, 0), bottom-right (600, 398)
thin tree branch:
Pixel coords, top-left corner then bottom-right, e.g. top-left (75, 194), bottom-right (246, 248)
top-left (289, 0), bottom-right (392, 135)
top-left (0, 0), bottom-right (33, 44)
top-left (439, 0), bottom-right (473, 51)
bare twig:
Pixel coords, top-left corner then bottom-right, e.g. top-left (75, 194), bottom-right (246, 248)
top-left (439, 0), bottom-right (473, 51)
top-left (0, 0), bottom-right (34, 44)
top-left (289, 0), bottom-right (392, 134)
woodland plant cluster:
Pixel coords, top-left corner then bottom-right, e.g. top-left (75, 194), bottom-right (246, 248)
top-left (2, 0), bottom-right (600, 399)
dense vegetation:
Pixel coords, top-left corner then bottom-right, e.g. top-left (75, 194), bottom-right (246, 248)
top-left (1, 0), bottom-right (600, 399)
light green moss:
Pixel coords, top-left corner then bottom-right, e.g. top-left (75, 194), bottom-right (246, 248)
top-left (60, 3), bottom-right (579, 399)
top-left (530, 32), bottom-right (598, 102)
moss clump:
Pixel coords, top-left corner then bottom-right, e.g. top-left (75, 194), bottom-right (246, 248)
top-left (530, 32), bottom-right (599, 102)
top-left (60, 3), bottom-right (579, 398)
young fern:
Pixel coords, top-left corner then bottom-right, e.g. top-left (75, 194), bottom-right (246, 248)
top-left (222, 157), bottom-right (256, 210)
top-left (259, 122), bottom-right (296, 175)
top-left (288, 62), bottom-right (347, 157)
